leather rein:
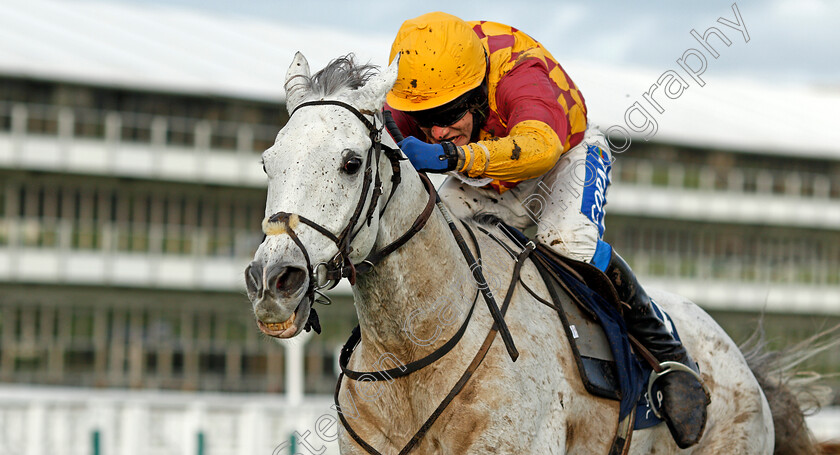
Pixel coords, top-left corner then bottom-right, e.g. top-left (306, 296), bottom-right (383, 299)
top-left (263, 99), bottom-right (531, 454)
top-left (336, 229), bottom-right (534, 455)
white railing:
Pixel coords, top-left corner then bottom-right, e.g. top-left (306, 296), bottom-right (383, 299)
top-left (0, 102), bottom-right (278, 154)
top-left (0, 386), bottom-right (341, 455)
top-left (0, 385), bottom-right (837, 455)
top-left (606, 158), bottom-right (840, 228)
top-left (0, 245), bottom-right (354, 295)
top-left (2, 101), bottom-right (839, 202)
top-left (0, 331), bottom-right (340, 455)
top-left (609, 181), bottom-right (840, 230)
top-left (640, 276), bottom-right (840, 315)
top-left (0, 246), bottom-right (249, 291)
top-left (0, 133), bottom-right (267, 188)
top-left (627, 252), bottom-right (840, 288)
top-left (0, 215), bottom-right (262, 291)
top-left (0, 102), bottom-right (275, 187)
top-left (3, 242), bottom-right (838, 312)
top-left (613, 159), bottom-right (837, 200)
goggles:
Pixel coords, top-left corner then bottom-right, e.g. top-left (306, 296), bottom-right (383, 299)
top-left (408, 92), bottom-right (473, 128)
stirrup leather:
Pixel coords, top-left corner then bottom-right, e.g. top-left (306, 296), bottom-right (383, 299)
top-left (646, 361), bottom-right (709, 419)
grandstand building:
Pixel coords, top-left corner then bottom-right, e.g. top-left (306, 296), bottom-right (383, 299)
top-left (0, 0), bottom-right (838, 452)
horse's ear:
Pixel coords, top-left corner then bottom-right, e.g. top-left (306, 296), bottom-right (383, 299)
top-left (285, 52), bottom-right (311, 114)
top-left (355, 54), bottom-right (399, 112)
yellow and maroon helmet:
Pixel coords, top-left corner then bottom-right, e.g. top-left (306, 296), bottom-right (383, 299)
top-left (387, 12), bottom-right (487, 113)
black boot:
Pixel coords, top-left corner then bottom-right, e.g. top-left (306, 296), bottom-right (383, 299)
top-left (605, 250), bottom-right (710, 448)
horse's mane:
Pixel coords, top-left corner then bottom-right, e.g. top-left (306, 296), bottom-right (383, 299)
top-left (306, 54), bottom-right (379, 98)
top-left (474, 213), bottom-right (505, 227)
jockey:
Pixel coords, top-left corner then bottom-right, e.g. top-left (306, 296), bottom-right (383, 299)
top-left (385, 12), bottom-right (708, 448)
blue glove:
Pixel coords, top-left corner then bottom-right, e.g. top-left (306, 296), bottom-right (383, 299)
top-left (398, 136), bottom-right (458, 173)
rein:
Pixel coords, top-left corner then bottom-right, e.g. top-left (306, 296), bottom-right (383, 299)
top-left (264, 99), bottom-right (527, 453)
top-left (335, 225), bottom-right (535, 455)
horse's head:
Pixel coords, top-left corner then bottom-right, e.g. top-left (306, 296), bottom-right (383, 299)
top-left (245, 52), bottom-right (399, 339)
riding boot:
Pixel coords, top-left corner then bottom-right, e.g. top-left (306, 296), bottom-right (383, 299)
top-left (604, 249), bottom-right (710, 448)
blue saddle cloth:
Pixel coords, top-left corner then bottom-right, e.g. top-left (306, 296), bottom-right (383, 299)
top-left (500, 225), bottom-right (683, 430)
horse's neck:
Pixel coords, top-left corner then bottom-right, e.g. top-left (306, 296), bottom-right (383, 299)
top-left (353, 161), bottom-right (475, 366)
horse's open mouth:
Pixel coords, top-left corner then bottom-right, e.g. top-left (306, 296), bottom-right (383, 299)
top-left (256, 300), bottom-right (305, 338)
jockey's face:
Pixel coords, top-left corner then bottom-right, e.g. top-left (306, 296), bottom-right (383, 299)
top-left (419, 111), bottom-right (474, 147)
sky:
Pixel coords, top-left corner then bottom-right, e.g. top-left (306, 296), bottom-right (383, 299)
top-left (107, 0), bottom-right (840, 87)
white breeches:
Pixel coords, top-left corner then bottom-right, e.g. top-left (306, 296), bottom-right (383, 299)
top-left (438, 127), bottom-right (613, 264)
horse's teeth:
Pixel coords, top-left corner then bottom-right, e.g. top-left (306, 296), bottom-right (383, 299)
top-left (266, 312), bottom-right (296, 331)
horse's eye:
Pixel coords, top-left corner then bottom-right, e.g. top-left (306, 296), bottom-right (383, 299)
top-left (342, 157), bottom-right (362, 174)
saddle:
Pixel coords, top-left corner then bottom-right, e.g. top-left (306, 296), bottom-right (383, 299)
top-left (493, 224), bottom-right (690, 431)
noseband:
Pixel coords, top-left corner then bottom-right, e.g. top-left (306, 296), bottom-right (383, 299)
top-left (261, 98), bottom-right (528, 455)
top-left (261, 100), bottom-right (436, 331)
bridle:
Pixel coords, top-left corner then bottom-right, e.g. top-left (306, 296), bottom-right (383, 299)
top-left (260, 99), bottom-right (436, 331)
top-left (260, 97), bottom-right (530, 454)
top-left (261, 98), bottom-right (518, 355)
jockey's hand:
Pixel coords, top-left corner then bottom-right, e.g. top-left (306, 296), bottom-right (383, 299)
top-left (398, 136), bottom-right (458, 173)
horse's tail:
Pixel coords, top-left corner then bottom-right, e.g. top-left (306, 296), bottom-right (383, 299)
top-left (740, 324), bottom-right (840, 455)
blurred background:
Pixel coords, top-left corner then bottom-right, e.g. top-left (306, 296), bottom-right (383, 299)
top-left (0, 0), bottom-right (839, 453)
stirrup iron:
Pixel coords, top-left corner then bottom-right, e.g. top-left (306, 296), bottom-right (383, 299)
top-left (646, 361), bottom-right (707, 419)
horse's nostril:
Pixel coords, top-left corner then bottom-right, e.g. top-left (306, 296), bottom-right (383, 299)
top-left (271, 266), bottom-right (307, 296)
top-left (245, 262), bottom-right (263, 297)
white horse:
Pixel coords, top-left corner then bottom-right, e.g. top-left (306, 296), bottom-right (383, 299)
top-left (245, 52), bottom-right (818, 454)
